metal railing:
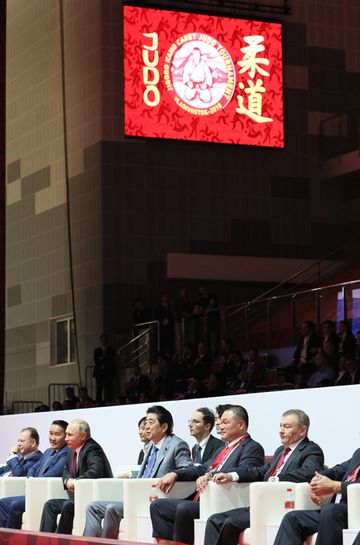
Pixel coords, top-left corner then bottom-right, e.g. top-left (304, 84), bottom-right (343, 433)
top-left (11, 400), bottom-right (44, 414)
top-left (48, 383), bottom-right (79, 409)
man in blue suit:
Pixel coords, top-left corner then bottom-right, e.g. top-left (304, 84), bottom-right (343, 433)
top-left (0, 426), bottom-right (42, 478)
top-left (0, 420), bottom-right (68, 529)
top-left (150, 405), bottom-right (264, 545)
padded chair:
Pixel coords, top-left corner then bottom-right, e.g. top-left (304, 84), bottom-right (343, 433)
top-left (122, 478), bottom-right (197, 541)
top-left (22, 477), bottom-right (68, 531)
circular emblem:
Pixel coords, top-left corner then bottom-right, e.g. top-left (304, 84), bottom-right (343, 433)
top-left (164, 34), bottom-right (236, 115)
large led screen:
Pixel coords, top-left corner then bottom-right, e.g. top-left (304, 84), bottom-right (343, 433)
top-left (123, 6), bottom-right (283, 147)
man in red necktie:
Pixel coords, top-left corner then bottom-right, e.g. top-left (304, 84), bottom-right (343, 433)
top-left (150, 405), bottom-right (264, 545)
top-left (39, 418), bottom-right (112, 535)
top-left (203, 409), bottom-right (324, 545)
top-left (273, 446), bottom-right (360, 545)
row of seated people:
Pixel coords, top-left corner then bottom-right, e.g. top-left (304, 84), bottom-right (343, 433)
top-left (0, 403), bottom-right (360, 545)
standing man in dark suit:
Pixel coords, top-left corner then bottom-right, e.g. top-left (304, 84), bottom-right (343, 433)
top-left (154, 293), bottom-right (174, 355)
top-left (0, 420), bottom-right (68, 529)
top-left (203, 409), bottom-right (324, 545)
top-left (150, 405), bottom-right (264, 545)
top-left (83, 405), bottom-right (193, 539)
top-left (0, 426), bottom-right (42, 477)
top-left (188, 407), bottom-right (223, 464)
top-left (93, 333), bottom-right (115, 405)
top-left (273, 448), bottom-right (360, 545)
top-left (39, 418), bottom-right (112, 535)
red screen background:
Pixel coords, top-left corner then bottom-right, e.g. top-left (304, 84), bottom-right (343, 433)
top-left (123, 6), bottom-right (284, 148)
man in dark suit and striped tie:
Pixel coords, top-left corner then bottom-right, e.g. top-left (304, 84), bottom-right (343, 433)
top-left (203, 409), bottom-right (324, 545)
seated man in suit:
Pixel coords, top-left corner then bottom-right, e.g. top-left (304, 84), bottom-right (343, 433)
top-left (204, 409), bottom-right (324, 545)
top-left (272, 447), bottom-right (360, 545)
top-left (150, 404), bottom-right (264, 545)
top-left (39, 418), bottom-right (112, 535)
top-left (0, 426), bottom-right (42, 478)
top-left (188, 407), bottom-right (223, 464)
top-left (83, 404), bottom-right (193, 539)
top-left (0, 420), bottom-right (68, 528)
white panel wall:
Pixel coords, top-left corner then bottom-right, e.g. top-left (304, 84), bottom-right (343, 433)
top-left (0, 385), bottom-right (358, 471)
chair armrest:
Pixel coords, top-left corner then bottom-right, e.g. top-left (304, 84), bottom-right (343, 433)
top-left (23, 477), bottom-right (68, 531)
top-left (0, 476), bottom-right (26, 498)
top-left (199, 481), bottom-right (250, 519)
top-left (93, 478), bottom-right (124, 502)
top-left (122, 478), bottom-right (196, 541)
top-left (295, 482), bottom-right (318, 510)
top-left (247, 481), bottom-right (295, 545)
top-left (348, 483), bottom-right (360, 529)
top-left (73, 479), bottom-right (96, 536)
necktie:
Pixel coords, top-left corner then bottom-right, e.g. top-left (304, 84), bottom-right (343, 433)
top-left (268, 447), bottom-right (291, 479)
top-left (346, 463), bottom-right (360, 483)
top-left (141, 446), bottom-right (158, 478)
top-left (193, 435), bottom-right (248, 502)
top-left (71, 450), bottom-right (78, 476)
top-left (193, 445), bottom-right (202, 464)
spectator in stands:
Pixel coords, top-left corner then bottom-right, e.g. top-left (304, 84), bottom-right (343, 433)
top-left (189, 341), bottom-right (211, 381)
top-left (334, 355), bottom-right (352, 386)
top-left (0, 427), bottom-right (42, 477)
top-left (150, 405), bottom-right (264, 545)
top-left (223, 350), bottom-right (244, 392)
top-left (236, 348), bottom-right (266, 393)
top-left (356, 330), bottom-right (360, 361)
top-left (307, 350), bottom-right (336, 388)
top-left (154, 293), bottom-right (175, 355)
top-left (322, 339), bottom-right (340, 370)
top-left (285, 320), bottom-right (321, 385)
top-left (52, 401), bottom-right (63, 411)
top-left (76, 387), bottom-right (96, 409)
top-left (133, 297), bottom-right (152, 325)
top-left (0, 420), bottom-right (68, 529)
top-left (204, 372), bottom-right (224, 397)
top-left (39, 418), bottom-right (113, 535)
top-left (203, 409), bottom-right (324, 545)
top-left (63, 386), bottom-right (80, 409)
top-left (205, 296), bottom-right (221, 357)
top-left (188, 407), bottom-right (223, 464)
top-left (338, 320), bottom-right (356, 358)
top-left (196, 284), bottom-right (216, 312)
top-left (181, 377), bottom-right (205, 399)
top-left (126, 364), bottom-right (153, 403)
top-left (153, 355), bottom-right (176, 399)
top-left (320, 320), bottom-right (339, 351)
top-left (93, 334), bottom-right (116, 405)
top-left (34, 403), bottom-right (50, 412)
top-left (173, 287), bottom-right (193, 355)
top-left (344, 357), bottom-right (360, 384)
top-left (188, 303), bottom-right (205, 347)
top-left (218, 337), bottom-right (234, 366)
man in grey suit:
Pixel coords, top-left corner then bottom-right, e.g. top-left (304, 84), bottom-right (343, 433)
top-left (189, 407), bottom-right (223, 464)
top-left (150, 404), bottom-right (264, 545)
top-left (83, 405), bottom-right (192, 539)
top-left (203, 409), bottom-right (324, 545)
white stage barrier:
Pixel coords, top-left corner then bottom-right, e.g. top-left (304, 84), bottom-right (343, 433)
top-left (0, 385), bottom-right (358, 470)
